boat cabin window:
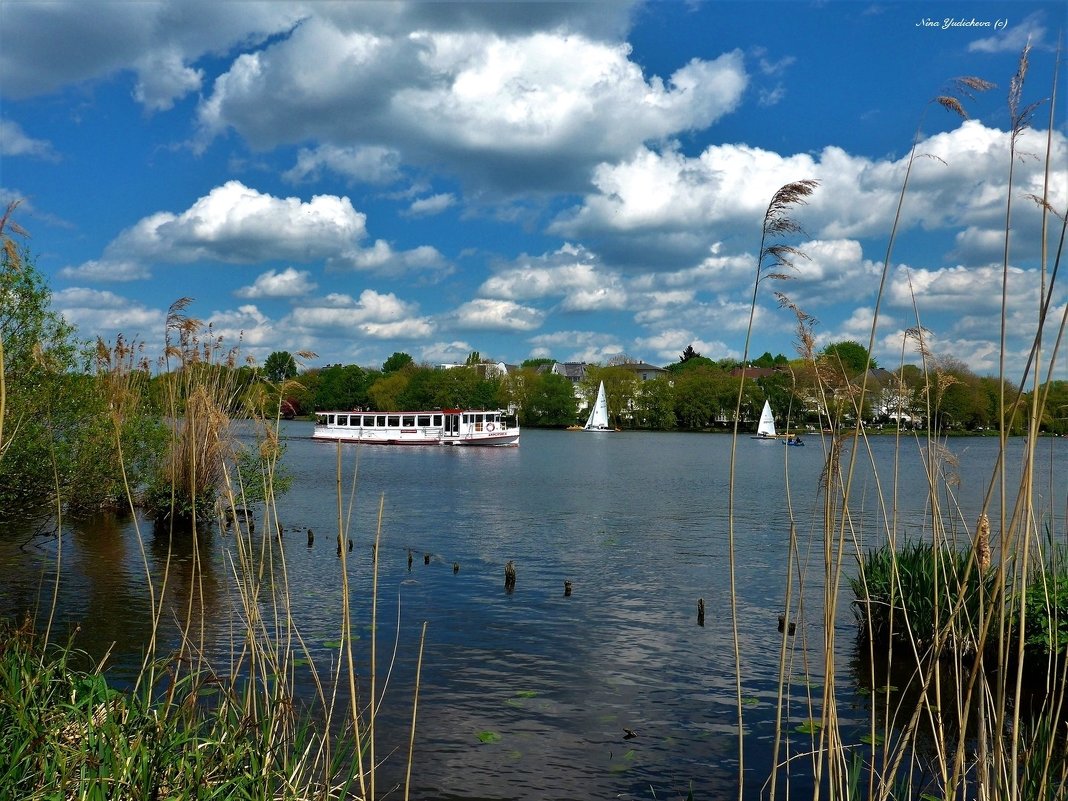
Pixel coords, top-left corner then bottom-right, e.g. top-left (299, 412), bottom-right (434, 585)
top-left (402, 415), bottom-right (415, 427)
top-left (316, 414), bottom-right (327, 426)
top-left (433, 414), bottom-right (442, 426)
top-left (360, 415), bottom-right (372, 426)
top-left (375, 415), bottom-right (384, 427)
top-left (387, 415), bottom-right (400, 427)
top-left (417, 415), bottom-right (431, 427)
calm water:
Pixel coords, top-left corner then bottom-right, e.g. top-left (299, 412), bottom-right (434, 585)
top-left (2, 427), bottom-right (1064, 799)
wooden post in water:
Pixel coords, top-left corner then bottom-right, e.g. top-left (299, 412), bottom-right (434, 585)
top-left (777, 613), bottom-right (795, 636)
top-left (407, 549), bottom-right (413, 571)
top-left (307, 528), bottom-right (314, 548)
top-left (564, 580), bottom-right (572, 597)
top-left (453, 562), bottom-right (460, 574)
top-left (504, 560), bottom-right (516, 592)
top-left (424, 552), bottom-right (431, 565)
top-left (697, 598), bottom-right (705, 627)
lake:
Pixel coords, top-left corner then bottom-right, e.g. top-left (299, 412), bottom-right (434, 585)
top-left (1, 426), bottom-right (1064, 800)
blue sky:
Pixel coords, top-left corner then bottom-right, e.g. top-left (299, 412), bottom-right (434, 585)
top-left (2, 1), bottom-right (1065, 377)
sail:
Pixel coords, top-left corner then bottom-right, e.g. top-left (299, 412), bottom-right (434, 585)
top-left (584, 381), bottom-right (611, 430)
top-left (756, 400), bottom-right (776, 438)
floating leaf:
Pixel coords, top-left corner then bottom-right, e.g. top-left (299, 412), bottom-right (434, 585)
top-left (293, 658), bottom-right (311, 667)
top-left (515, 690), bottom-right (538, 699)
top-left (477, 731), bottom-right (501, 744)
top-left (861, 732), bottom-right (885, 745)
top-left (875, 685), bottom-right (898, 695)
top-left (324, 639), bottom-right (342, 649)
top-left (741, 696), bottom-right (760, 707)
top-left (795, 719), bottom-right (822, 735)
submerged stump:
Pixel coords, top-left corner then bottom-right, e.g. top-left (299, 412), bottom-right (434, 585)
top-left (504, 560), bottom-right (517, 592)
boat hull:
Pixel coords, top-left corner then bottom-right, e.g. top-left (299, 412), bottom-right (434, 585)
top-left (312, 430), bottom-right (520, 447)
top-left (312, 408), bottom-right (519, 447)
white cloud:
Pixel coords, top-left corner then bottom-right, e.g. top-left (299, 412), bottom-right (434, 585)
top-left (194, 14), bottom-right (747, 192)
top-left (52, 287), bottom-right (164, 339)
top-left (287, 289), bottom-right (435, 340)
top-left (133, 47), bottom-right (203, 111)
top-left (68, 181), bottom-right (447, 279)
top-left (449, 298), bottom-right (543, 331)
top-left (284, 144), bottom-right (403, 185)
top-left (406, 193), bottom-right (457, 217)
top-left (479, 244), bottom-right (628, 311)
top-left (0, 3), bottom-right (304, 105)
top-left (527, 329), bottom-right (623, 363)
top-left (969, 13), bottom-right (1048, 54)
top-left (0, 120), bottom-right (58, 160)
top-left (235, 267), bottom-right (317, 298)
top-left (60, 258), bottom-right (152, 282)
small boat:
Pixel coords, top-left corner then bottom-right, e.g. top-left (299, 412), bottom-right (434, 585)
top-left (751, 400), bottom-right (778, 440)
top-left (313, 409), bottom-right (519, 446)
top-left (583, 381), bottom-right (613, 432)
top-left (783, 434), bottom-right (805, 447)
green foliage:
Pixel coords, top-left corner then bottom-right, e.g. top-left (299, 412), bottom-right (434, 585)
top-left (520, 357), bottom-right (555, 369)
top-left (821, 340), bottom-right (876, 374)
top-left (1015, 567), bottom-right (1068, 656)
top-left (672, 367), bottom-right (731, 429)
top-left (0, 619), bottom-right (363, 800)
top-left (263, 350), bottom-right (297, 383)
top-left (850, 539), bottom-right (990, 649)
top-left (382, 351), bottom-right (414, 373)
top-left (314, 364), bottom-right (374, 411)
top-left (523, 372), bottom-right (577, 426)
top-left (634, 375), bottom-right (677, 429)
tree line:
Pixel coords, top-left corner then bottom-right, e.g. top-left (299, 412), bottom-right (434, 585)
top-left (3, 215), bottom-right (1062, 522)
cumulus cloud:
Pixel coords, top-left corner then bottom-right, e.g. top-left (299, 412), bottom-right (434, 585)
top-left (0, 120), bottom-right (58, 160)
top-left (235, 267), bottom-right (317, 298)
top-left (193, 13), bottom-right (747, 192)
top-left (284, 144), bottom-right (403, 185)
top-left (60, 259), bottom-right (152, 282)
top-left (287, 289), bottom-right (434, 340)
top-left (65, 181), bottom-right (446, 279)
top-left (449, 298), bottom-right (544, 331)
top-left (550, 122), bottom-right (1065, 270)
top-left (406, 193), bottom-right (457, 217)
top-left (527, 329), bottom-right (623, 363)
top-left (52, 287), bottom-right (164, 338)
top-left (0, 2), bottom-right (303, 105)
top-left (969, 12), bottom-right (1048, 54)
top-left (479, 243), bottom-right (628, 310)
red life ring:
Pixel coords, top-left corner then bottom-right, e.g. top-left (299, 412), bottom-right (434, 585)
top-left (487, 423), bottom-right (495, 431)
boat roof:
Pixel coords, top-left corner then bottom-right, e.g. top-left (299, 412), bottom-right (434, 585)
top-left (317, 408), bottom-right (507, 415)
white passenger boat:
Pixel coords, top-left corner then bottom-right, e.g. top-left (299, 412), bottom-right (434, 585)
top-left (313, 409), bottom-right (520, 446)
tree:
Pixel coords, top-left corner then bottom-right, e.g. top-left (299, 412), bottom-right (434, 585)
top-left (524, 372), bottom-right (578, 426)
top-left (315, 364), bottom-right (373, 410)
top-left (263, 350), bottom-right (297, 383)
top-left (382, 352), bottom-right (414, 373)
top-left (634, 376), bottom-right (677, 429)
top-left (820, 341), bottom-right (876, 375)
top-left (679, 345), bottom-right (701, 362)
top-left (521, 357), bottom-right (555, 369)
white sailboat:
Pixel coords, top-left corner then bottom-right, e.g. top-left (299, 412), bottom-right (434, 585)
top-left (584, 381), bottom-right (612, 431)
top-left (752, 399), bottom-right (777, 440)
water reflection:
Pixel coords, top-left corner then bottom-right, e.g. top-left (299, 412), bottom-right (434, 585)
top-left (0, 430), bottom-right (1063, 800)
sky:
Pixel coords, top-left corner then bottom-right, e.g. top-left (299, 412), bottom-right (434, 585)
top-left (1, 1), bottom-right (1065, 379)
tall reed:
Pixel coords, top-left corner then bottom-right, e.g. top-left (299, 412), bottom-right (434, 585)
top-left (752, 46), bottom-right (1067, 801)
top-left (2, 290), bottom-right (426, 799)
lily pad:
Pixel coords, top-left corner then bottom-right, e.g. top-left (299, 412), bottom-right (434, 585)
top-left (477, 731), bottom-right (501, 744)
top-left (741, 696), bottom-right (760, 707)
top-left (795, 719), bottom-right (823, 735)
top-left (860, 732), bottom-right (885, 745)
